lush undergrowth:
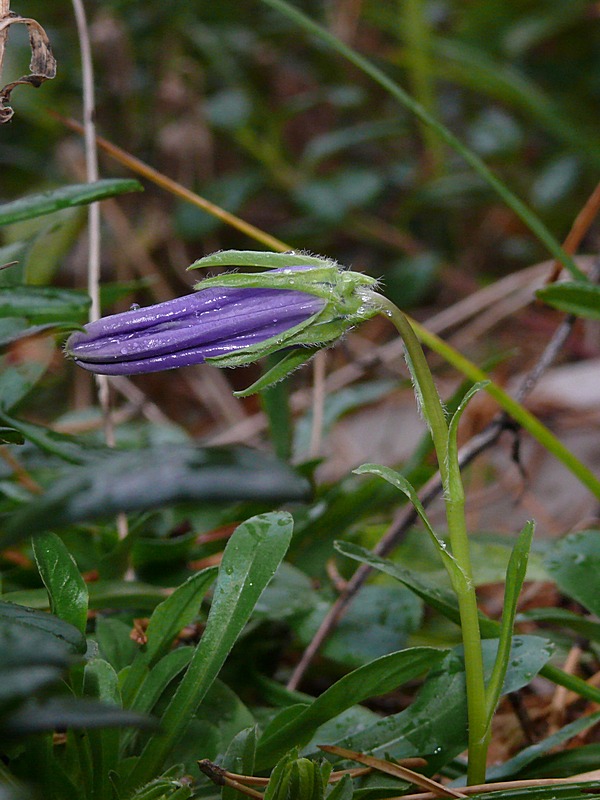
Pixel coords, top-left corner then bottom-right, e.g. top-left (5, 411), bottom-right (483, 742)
top-left (0, 2), bottom-right (599, 799)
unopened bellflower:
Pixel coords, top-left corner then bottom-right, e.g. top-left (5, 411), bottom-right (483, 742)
top-left (65, 251), bottom-right (379, 390)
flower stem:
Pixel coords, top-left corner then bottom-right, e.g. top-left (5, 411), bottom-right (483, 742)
top-left (368, 292), bottom-right (488, 783)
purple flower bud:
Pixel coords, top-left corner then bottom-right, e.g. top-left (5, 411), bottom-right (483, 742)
top-left (66, 280), bottom-right (326, 376)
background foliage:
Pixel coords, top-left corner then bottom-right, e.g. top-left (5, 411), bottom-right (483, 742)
top-left (0, 1), bottom-right (599, 799)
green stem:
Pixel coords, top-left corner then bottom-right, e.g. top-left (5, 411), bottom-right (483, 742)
top-left (370, 293), bottom-right (488, 783)
top-left (369, 294), bottom-right (449, 479)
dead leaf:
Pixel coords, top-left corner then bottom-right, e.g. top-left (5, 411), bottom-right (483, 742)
top-left (0, 12), bottom-right (57, 123)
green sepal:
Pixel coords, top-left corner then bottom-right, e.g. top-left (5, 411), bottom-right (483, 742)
top-left (188, 249), bottom-right (338, 271)
top-left (234, 348), bottom-right (320, 397)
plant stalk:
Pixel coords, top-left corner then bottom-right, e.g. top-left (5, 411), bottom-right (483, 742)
top-left (368, 292), bottom-right (488, 783)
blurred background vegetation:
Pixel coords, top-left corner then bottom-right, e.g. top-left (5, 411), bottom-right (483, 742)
top-left (1, 0), bottom-right (599, 482)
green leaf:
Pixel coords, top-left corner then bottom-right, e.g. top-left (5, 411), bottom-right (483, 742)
top-left (32, 532), bottom-right (89, 634)
top-left (485, 520), bottom-right (534, 726)
top-left (293, 584), bottom-right (421, 669)
top-left (0, 600), bottom-right (86, 655)
top-left (0, 445), bottom-right (311, 547)
top-left (121, 567), bottom-right (217, 706)
top-left (545, 530), bottom-right (600, 615)
top-left (337, 540), bottom-right (600, 707)
top-left (0, 427), bottom-right (24, 445)
top-left (486, 709), bottom-right (600, 780)
top-left (0, 410), bottom-right (103, 464)
top-left (0, 345), bottom-right (54, 411)
top-left (255, 647), bottom-right (444, 770)
top-left (83, 658), bottom-right (123, 800)
top-left (353, 464), bottom-right (464, 586)
top-left (0, 180), bottom-right (143, 227)
top-left (3, 580), bottom-right (170, 612)
top-left (221, 726), bottom-right (258, 800)
top-left (145, 567), bottom-right (217, 665)
top-left (0, 286), bottom-right (90, 324)
top-left (125, 512), bottom-right (294, 790)
top-left (325, 774), bottom-right (353, 800)
top-left (328, 636), bottom-right (552, 771)
top-left (1, 697), bottom-right (154, 738)
top-left (536, 282), bottom-right (600, 319)
top-left (517, 607), bottom-right (600, 642)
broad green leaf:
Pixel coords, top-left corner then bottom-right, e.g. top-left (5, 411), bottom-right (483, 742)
top-left (0, 601), bottom-right (86, 655)
top-left (486, 710), bottom-right (600, 780)
top-left (485, 520), bottom-right (534, 726)
top-left (1, 697), bottom-right (154, 738)
top-left (32, 532), bottom-right (88, 634)
top-left (545, 530), bottom-right (600, 615)
top-left (0, 180), bottom-right (143, 227)
top-left (0, 664), bottom-right (64, 717)
top-left (326, 774), bottom-right (353, 800)
top-left (293, 584), bottom-right (421, 669)
top-left (0, 343), bottom-right (54, 411)
top-left (125, 512), bottom-right (294, 790)
top-left (255, 647), bottom-right (444, 770)
top-left (0, 286), bottom-right (90, 324)
top-left (327, 637), bottom-right (552, 772)
top-left (1, 445), bottom-right (311, 547)
top-left (536, 282), bottom-right (600, 319)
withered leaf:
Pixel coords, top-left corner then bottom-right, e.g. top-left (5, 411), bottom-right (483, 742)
top-left (0, 13), bottom-right (57, 123)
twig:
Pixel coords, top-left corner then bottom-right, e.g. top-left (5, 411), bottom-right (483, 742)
top-left (319, 746), bottom-right (465, 799)
top-left (54, 114), bottom-right (290, 253)
top-left (286, 257), bottom-right (599, 690)
top-left (547, 178), bottom-right (600, 283)
top-left (0, 1), bottom-right (10, 84)
top-left (71, 0), bottom-right (128, 541)
top-left (396, 772), bottom-right (600, 800)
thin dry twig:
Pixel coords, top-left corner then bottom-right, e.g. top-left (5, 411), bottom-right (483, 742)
top-left (397, 771), bottom-right (600, 800)
top-left (319, 746), bottom-right (464, 799)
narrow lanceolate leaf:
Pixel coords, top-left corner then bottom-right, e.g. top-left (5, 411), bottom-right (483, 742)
top-left (536, 282), bottom-right (600, 319)
top-left (120, 567), bottom-right (218, 707)
top-left (31, 532), bottom-right (89, 634)
top-left (0, 286), bottom-right (90, 324)
top-left (255, 647), bottom-right (444, 770)
top-left (353, 464), bottom-right (465, 587)
top-left (485, 520), bottom-right (535, 726)
top-left (124, 512), bottom-right (294, 790)
top-left (0, 179), bottom-right (143, 227)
